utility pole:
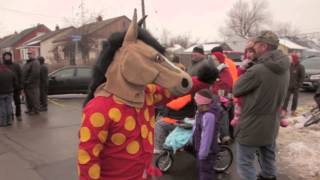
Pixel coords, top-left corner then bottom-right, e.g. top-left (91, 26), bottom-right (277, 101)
top-left (141, 0), bottom-right (146, 29)
top-left (80, 0), bottom-right (85, 26)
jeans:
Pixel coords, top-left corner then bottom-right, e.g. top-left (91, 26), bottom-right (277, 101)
top-left (25, 87), bottom-right (40, 113)
top-left (283, 88), bottom-right (299, 111)
top-left (13, 90), bottom-right (21, 116)
top-left (154, 116), bottom-right (176, 151)
top-left (197, 154), bottom-right (216, 180)
top-left (219, 110), bottom-right (230, 138)
top-left (236, 142), bottom-right (277, 180)
top-left (0, 94), bottom-right (13, 126)
top-left (40, 85), bottom-right (48, 109)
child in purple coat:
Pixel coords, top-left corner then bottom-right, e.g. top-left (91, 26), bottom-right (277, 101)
top-left (193, 89), bottom-right (221, 180)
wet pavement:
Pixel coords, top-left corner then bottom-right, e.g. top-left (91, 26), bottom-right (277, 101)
top-left (0, 92), bottom-right (314, 180)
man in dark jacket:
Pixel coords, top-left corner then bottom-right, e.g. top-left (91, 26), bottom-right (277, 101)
top-left (38, 56), bottom-right (48, 111)
top-left (188, 46), bottom-right (207, 76)
top-left (282, 53), bottom-right (305, 117)
top-left (233, 31), bottom-right (290, 180)
top-left (2, 52), bottom-right (22, 120)
top-left (22, 51), bottom-right (41, 115)
top-left (0, 61), bottom-right (16, 126)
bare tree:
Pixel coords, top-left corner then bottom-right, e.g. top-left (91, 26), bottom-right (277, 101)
top-left (159, 28), bottom-right (198, 48)
top-left (159, 29), bottom-right (171, 47)
top-left (221, 0), bottom-right (270, 39)
top-left (272, 22), bottom-right (300, 37)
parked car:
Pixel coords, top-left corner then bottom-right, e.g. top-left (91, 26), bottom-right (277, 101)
top-left (301, 57), bottom-right (320, 91)
top-left (48, 66), bottom-right (92, 95)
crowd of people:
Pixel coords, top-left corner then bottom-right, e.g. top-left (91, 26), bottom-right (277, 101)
top-left (0, 51), bottom-right (48, 127)
top-left (154, 30), bottom-right (306, 180)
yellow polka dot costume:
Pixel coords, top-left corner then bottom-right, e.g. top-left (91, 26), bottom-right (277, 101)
top-left (78, 80), bottom-right (208, 179)
top-left (78, 85), bottom-right (170, 180)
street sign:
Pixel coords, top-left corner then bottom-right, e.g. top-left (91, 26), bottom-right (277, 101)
top-left (71, 35), bottom-right (82, 42)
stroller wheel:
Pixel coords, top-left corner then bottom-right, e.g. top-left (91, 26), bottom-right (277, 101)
top-left (155, 151), bottom-right (173, 172)
top-left (214, 145), bottom-right (233, 173)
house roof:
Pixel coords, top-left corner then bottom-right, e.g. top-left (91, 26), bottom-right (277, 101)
top-left (184, 43), bottom-right (223, 53)
top-left (225, 36), bottom-right (247, 52)
top-left (285, 36), bottom-right (320, 50)
top-left (23, 26), bottom-right (75, 46)
top-left (0, 24), bottom-right (50, 48)
top-left (54, 16), bottom-right (129, 43)
top-left (279, 38), bottom-right (308, 50)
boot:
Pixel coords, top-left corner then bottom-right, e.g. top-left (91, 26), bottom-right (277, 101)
top-left (291, 111), bottom-right (298, 117)
top-left (257, 175), bottom-right (277, 180)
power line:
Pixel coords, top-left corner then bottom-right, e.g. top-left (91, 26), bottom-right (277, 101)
top-left (0, 6), bottom-right (65, 19)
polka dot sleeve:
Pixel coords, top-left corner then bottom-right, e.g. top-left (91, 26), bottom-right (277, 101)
top-left (78, 97), bottom-right (110, 180)
top-left (145, 77), bottom-right (209, 107)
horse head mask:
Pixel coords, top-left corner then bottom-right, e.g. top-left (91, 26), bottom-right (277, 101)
top-left (95, 9), bottom-right (192, 107)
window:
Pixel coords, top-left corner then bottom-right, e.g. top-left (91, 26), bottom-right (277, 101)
top-left (54, 68), bottom-right (75, 78)
top-left (77, 68), bottom-right (91, 78)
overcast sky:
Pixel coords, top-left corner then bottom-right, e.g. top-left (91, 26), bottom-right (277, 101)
top-left (0, 0), bottom-right (320, 42)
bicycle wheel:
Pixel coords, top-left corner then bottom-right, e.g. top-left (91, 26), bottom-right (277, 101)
top-left (304, 115), bottom-right (320, 127)
top-left (214, 145), bottom-right (233, 173)
top-left (155, 151), bottom-right (174, 172)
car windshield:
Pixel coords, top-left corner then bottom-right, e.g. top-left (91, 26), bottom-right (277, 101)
top-left (301, 57), bottom-right (320, 69)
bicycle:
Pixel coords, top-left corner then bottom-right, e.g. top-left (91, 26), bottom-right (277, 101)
top-left (303, 106), bottom-right (320, 127)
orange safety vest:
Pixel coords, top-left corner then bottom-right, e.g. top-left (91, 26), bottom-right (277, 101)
top-left (160, 94), bottom-right (192, 124)
top-left (224, 57), bottom-right (238, 84)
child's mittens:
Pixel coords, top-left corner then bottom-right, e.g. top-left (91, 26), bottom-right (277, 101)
top-left (240, 59), bottom-right (252, 70)
top-left (230, 118), bottom-right (239, 127)
top-left (280, 119), bottom-right (289, 128)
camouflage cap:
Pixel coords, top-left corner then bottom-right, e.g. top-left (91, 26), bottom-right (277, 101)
top-left (253, 30), bottom-right (279, 47)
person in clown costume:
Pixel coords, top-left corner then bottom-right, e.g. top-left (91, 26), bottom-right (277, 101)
top-left (77, 10), bottom-right (218, 180)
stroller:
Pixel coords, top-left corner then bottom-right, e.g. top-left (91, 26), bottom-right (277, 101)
top-left (155, 118), bottom-right (233, 173)
top-left (303, 85), bottom-right (320, 127)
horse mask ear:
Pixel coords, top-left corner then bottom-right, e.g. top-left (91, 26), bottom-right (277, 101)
top-left (123, 9), bottom-right (138, 45)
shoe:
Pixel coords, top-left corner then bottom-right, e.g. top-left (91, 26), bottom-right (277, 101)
top-left (291, 111), bottom-right (298, 117)
top-left (40, 108), bottom-right (47, 112)
top-left (16, 116), bottom-right (22, 121)
top-left (24, 110), bottom-right (31, 114)
top-left (257, 175), bottom-right (276, 180)
top-left (222, 136), bottom-right (231, 144)
top-left (0, 123), bottom-right (12, 127)
top-left (281, 110), bottom-right (287, 117)
top-left (153, 149), bottom-right (163, 154)
top-left (29, 111), bottom-right (39, 115)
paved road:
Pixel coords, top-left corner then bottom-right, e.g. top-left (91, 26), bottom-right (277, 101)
top-left (0, 92), bottom-right (314, 180)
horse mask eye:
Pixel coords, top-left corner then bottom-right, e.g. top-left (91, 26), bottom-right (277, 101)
top-left (155, 55), bottom-right (164, 63)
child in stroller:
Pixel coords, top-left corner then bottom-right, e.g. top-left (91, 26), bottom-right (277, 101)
top-left (155, 101), bottom-right (233, 174)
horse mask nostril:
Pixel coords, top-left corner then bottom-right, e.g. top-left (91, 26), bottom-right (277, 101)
top-left (181, 78), bottom-right (189, 88)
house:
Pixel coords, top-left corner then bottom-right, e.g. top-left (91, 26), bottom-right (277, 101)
top-left (278, 38), bottom-right (308, 55)
top-left (53, 15), bottom-right (130, 65)
top-left (0, 24), bottom-right (51, 62)
top-left (278, 38), bottom-right (320, 58)
top-left (20, 26), bottom-right (75, 64)
top-left (285, 36), bottom-right (320, 58)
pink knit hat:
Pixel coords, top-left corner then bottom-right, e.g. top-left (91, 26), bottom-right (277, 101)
top-left (194, 92), bottom-right (212, 105)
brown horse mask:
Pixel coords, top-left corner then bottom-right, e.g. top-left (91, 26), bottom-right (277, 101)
top-left (95, 9), bottom-right (193, 108)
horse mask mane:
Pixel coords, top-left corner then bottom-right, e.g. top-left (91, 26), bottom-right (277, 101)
top-left (85, 9), bottom-right (192, 108)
